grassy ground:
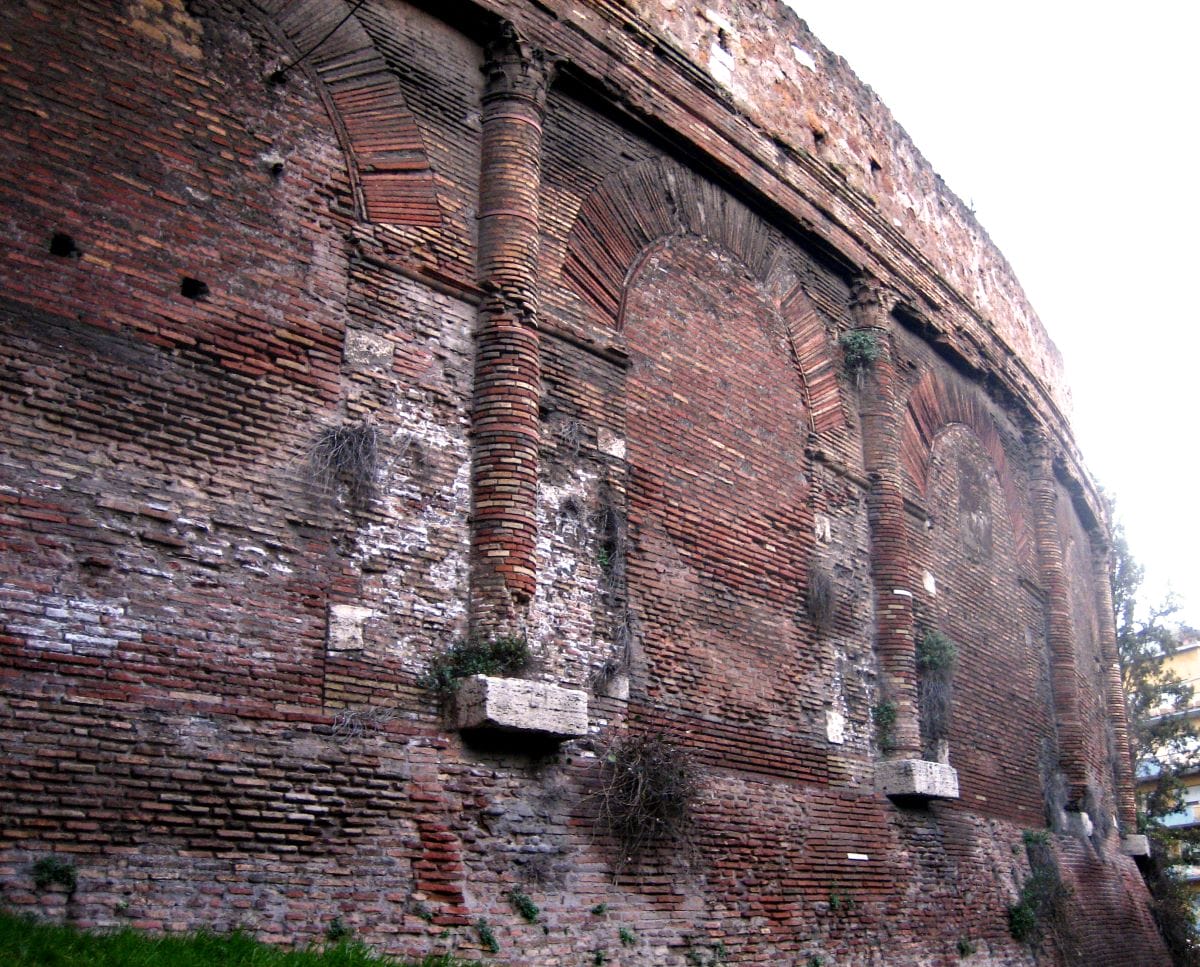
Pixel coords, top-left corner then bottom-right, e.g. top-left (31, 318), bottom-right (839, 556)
top-left (0, 911), bottom-right (470, 967)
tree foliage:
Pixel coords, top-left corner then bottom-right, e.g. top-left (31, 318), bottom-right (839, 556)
top-left (1114, 524), bottom-right (1194, 819)
top-left (1113, 521), bottom-right (1200, 965)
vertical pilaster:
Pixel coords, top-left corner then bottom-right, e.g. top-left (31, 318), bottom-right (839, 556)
top-left (1029, 430), bottom-right (1089, 807)
top-left (854, 282), bottom-right (921, 759)
top-left (1093, 541), bottom-right (1138, 830)
top-left (471, 24), bottom-right (549, 633)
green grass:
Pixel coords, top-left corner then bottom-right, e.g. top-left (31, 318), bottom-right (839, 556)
top-left (0, 912), bottom-right (473, 967)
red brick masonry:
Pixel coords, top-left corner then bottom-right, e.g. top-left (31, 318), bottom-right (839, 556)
top-left (0, 0), bottom-right (1163, 963)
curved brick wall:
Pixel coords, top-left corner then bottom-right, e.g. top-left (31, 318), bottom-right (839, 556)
top-left (0, 0), bottom-right (1162, 963)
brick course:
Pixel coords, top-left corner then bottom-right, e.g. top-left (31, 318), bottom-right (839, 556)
top-left (0, 0), bottom-right (1167, 963)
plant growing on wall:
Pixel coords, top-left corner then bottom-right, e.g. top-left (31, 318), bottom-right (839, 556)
top-left (475, 919), bottom-right (500, 954)
top-left (917, 629), bottom-right (957, 757)
top-left (871, 700), bottom-right (898, 754)
top-left (507, 889), bottom-right (540, 924)
top-left (839, 329), bottom-right (880, 380)
top-left (1007, 831), bottom-right (1079, 961)
top-left (30, 856), bottom-right (76, 895)
top-left (596, 731), bottom-right (700, 866)
top-left (421, 635), bottom-right (530, 698)
top-left (685, 940), bottom-right (728, 966)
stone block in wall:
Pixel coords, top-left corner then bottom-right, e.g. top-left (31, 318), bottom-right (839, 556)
top-left (1122, 834), bottom-right (1151, 857)
top-left (454, 675), bottom-right (587, 740)
top-left (1067, 810), bottom-right (1094, 839)
top-left (876, 758), bottom-right (959, 801)
top-left (328, 604), bottom-right (374, 652)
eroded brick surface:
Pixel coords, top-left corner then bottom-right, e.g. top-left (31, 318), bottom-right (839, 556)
top-left (0, 1), bottom-right (1166, 964)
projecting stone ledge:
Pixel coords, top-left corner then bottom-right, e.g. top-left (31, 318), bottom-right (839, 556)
top-left (1122, 834), bottom-right (1151, 857)
top-left (876, 759), bottom-right (960, 802)
top-left (454, 675), bottom-right (588, 741)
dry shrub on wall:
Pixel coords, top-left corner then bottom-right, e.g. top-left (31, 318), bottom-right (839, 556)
top-left (917, 630), bottom-right (956, 757)
top-left (805, 561), bottom-right (836, 635)
top-left (596, 731), bottom-right (700, 867)
top-left (307, 419), bottom-right (379, 509)
top-left (590, 490), bottom-right (627, 595)
top-left (330, 705), bottom-right (396, 741)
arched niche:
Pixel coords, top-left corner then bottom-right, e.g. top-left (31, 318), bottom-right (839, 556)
top-left (245, 0), bottom-right (449, 226)
top-left (901, 369), bottom-right (1031, 569)
top-left (620, 231), bottom-right (826, 769)
top-left (561, 157), bottom-right (846, 435)
top-left (920, 424), bottom-right (1055, 821)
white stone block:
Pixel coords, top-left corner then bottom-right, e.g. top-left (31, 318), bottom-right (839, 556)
top-left (825, 709), bottom-right (845, 744)
top-left (327, 604), bottom-right (374, 652)
top-left (1121, 834), bottom-right (1151, 857)
top-left (1066, 810), bottom-right (1094, 838)
top-left (876, 758), bottom-right (959, 801)
top-left (454, 675), bottom-right (588, 740)
top-left (597, 427), bottom-right (626, 459)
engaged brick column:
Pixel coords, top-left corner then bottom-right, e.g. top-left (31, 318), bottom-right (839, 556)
top-left (1093, 542), bottom-right (1138, 830)
top-left (1029, 430), bottom-right (1088, 807)
top-left (853, 283), bottom-right (920, 759)
top-left (471, 25), bottom-right (549, 632)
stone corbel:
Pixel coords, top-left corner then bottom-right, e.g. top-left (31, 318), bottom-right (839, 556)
top-left (454, 675), bottom-right (588, 742)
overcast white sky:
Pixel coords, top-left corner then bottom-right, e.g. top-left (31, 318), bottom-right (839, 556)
top-left (788, 1), bottom-right (1200, 626)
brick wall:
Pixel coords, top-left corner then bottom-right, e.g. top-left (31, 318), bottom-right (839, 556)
top-left (0, 0), bottom-right (1168, 964)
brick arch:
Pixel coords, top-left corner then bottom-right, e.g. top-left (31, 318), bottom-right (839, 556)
top-left (779, 286), bottom-right (846, 435)
top-left (901, 370), bottom-right (1030, 564)
top-left (248, 0), bottom-right (445, 226)
top-left (562, 156), bottom-right (845, 432)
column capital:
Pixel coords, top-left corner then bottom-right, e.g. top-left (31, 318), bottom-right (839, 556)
top-left (849, 278), bottom-right (899, 329)
top-left (1026, 423), bottom-right (1059, 474)
top-left (482, 22), bottom-right (553, 109)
